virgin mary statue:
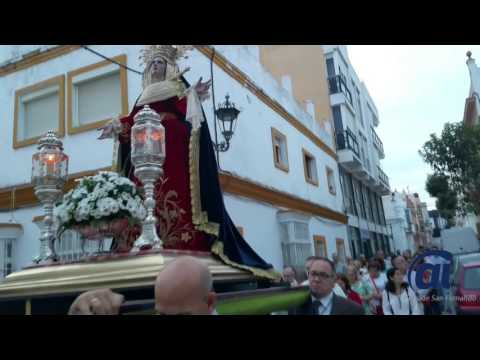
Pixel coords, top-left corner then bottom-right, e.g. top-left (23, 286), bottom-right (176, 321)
top-left (99, 45), bottom-right (277, 280)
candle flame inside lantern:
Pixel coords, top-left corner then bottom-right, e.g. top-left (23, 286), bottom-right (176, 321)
top-left (151, 131), bottom-right (163, 142)
top-left (135, 131), bottom-right (147, 143)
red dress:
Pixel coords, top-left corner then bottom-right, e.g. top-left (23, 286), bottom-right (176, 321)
top-left (119, 96), bottom-right (210, 252)
top-left (347, 290), bottom-right (363, 306)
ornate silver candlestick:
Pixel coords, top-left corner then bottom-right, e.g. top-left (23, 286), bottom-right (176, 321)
top-left (31, 131), bottom-right (69, 263)
top-left (130, 105), bottom-right (166, 251)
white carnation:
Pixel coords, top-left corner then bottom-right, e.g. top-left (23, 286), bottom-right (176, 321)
top-left (72, 188), bottom-right (88, 200)
top-left (126, 199), bottom-right (138, 214)
top-left (56, 172), bottom-right (142, 226)
top-left (97, 198), bottom-right (113, 217)
top-left (91, 209), bottom-right (103, 219)
top-left (74, 204), bottom-right (90, 222)
top-left (109, 199), bottom-right (120, 214)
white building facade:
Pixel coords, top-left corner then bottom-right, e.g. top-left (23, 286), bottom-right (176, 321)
top-left (382, 191), bottom-right (415, 253)
top-left (0, 45), bottom-right (349, 280)
top-left (322, 46), bottom-right (391, 259)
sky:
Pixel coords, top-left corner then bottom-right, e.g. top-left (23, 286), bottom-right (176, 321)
top-left (347, 45), bottom-right (480, 209)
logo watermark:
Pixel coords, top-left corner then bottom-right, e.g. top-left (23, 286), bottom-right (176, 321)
top-left (408, 250), bottom-right (453, 290)
top-left (417, 294), bottom-right (477, 302)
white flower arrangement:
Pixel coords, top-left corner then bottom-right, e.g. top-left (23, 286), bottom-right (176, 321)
top-left (54, 171), bottom-right (146, 232)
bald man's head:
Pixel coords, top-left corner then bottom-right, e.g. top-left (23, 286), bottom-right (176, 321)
top-left (154, 256), bottom-right (217, 315)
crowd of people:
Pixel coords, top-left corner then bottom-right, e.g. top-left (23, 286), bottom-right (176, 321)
top-left (282, 246), bottom-right (446, 315)
top-left (68, 246), bottom-right (444, 315)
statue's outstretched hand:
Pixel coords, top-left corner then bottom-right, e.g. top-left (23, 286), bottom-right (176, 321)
top-left (194, 77), bottom-right (212, 102)
top-left (97, 115), bottom-right (123, 140)
top-left (98, 122), bottom-right (114, 140)
top-left (68, 288), bottom-right (124, 315)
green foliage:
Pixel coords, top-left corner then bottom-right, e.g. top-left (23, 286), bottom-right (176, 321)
top-left (425, 174), bottom-right (457, 225)
top-left (425, 174), bottom-right (449, 197)
top-left (420, 122), bottom-right (480, 216)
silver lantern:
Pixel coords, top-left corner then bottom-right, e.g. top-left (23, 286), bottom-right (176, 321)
top-left (130, 105), bottom-right (165, 252)
top-left (31, 130), bottom-right (69, 263)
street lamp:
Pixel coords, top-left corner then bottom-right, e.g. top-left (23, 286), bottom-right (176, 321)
top-left (213, 94), bottom-right (240, 153)
top-left (31, 130), bottom-right (68, 263)
top-left (130, 105), bottom-right (165, 252)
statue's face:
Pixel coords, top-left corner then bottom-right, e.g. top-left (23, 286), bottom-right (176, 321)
top-left (149, 56), bottom-right (167, 80)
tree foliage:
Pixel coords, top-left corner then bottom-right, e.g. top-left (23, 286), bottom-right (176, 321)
top-left (425, 174), bottom-right (457, 225)
top-left (420, 122), bottom-right (480, 216)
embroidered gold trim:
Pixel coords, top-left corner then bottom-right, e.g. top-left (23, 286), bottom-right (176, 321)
top-left (189, 121), bottom-right (278, 280)
top-left (189, 127), bottom-right (220, 236)
top-left (211, 241), bottom-right (281, 281)
top-left (155, 178), bottom-right (196, 247)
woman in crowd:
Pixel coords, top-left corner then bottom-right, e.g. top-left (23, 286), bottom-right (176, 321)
top-left (282, 266), bottom-right (299, 287)
top-left (337, 274), bottom-right (363, 306)
top-left (354, 259), bottom-right (368, 278)
top-left (365, 260), bottom-right (387, 315)
top-left (382, 267), bottom-right (421, 315)
top-left (346, 264), bottom-right (374, 314)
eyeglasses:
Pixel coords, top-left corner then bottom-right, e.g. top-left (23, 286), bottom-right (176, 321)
top-left (308, 271), bottom-right (333, 280)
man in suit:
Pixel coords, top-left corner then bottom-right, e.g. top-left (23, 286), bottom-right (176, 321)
top-left (289, 256), bottom-right (364, 315)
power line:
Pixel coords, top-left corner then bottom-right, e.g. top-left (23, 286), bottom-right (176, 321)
top-left (80, 45), bottom-right (143, 75)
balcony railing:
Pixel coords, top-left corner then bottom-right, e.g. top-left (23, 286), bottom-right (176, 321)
top-left (336, 128), bottom-right (360, 157)
top-left (371, 127), bottom-right (384, 155)
top-left (377, 166), bottom-right (390, 187)
top-left (328, 75), bottom-right (353, 106)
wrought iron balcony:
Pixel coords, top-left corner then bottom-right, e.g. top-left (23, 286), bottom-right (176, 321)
top-left (328, 75), bottom-right (353, 106)
top-left (377, 165), bottom-right (390, 188)
top-left (336, 128), bottom-right (360, 157)
top-left (371, 127), bottom-right (384, 157)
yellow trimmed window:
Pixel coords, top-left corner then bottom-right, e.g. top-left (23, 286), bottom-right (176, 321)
top-left (326, 166), bottom-right (336, 195)
top-left (67, 54), bottom-right (128, 135)
top-left (302, 149), bottom-right (318, 186)
top-left (271, 127), bottom-right (289, 172)
top-left (313, 235), bottom-right (327, 258)
top-left (13, 75), bottom-right (65, 149)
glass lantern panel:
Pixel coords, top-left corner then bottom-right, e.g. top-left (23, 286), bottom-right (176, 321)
top-left (131, 125), bottom-right (148, 166)
top-left (32, 147), bottom-right (68, 187)
top-left (131, 122), bottom-right (165, 166)
top-left (57, 153), bottom-right (69, 181)
top-left (150, 128), bottom-right (165, 157)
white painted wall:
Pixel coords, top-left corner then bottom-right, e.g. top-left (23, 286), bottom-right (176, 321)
top-left (0, 45), bottom-right (145, 189)
top-left (0, 45), bottom-right (39, 64)
top-left (389, 220), bottom-right (411, 253)
top-left (225, 193), bottom-right (350, 270)
top-left (0, 206), bottom-right (42, 272)
top-left (223, 194), bottom-right (284, 270)
top-left (209, 46), bottom-right (334, 149)
top-left (382, 192), bottom-right (416, 252)
top-left (179, 46), bottom-right (343, 213)
top-left (310, 216), bottom-right (349, 257)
